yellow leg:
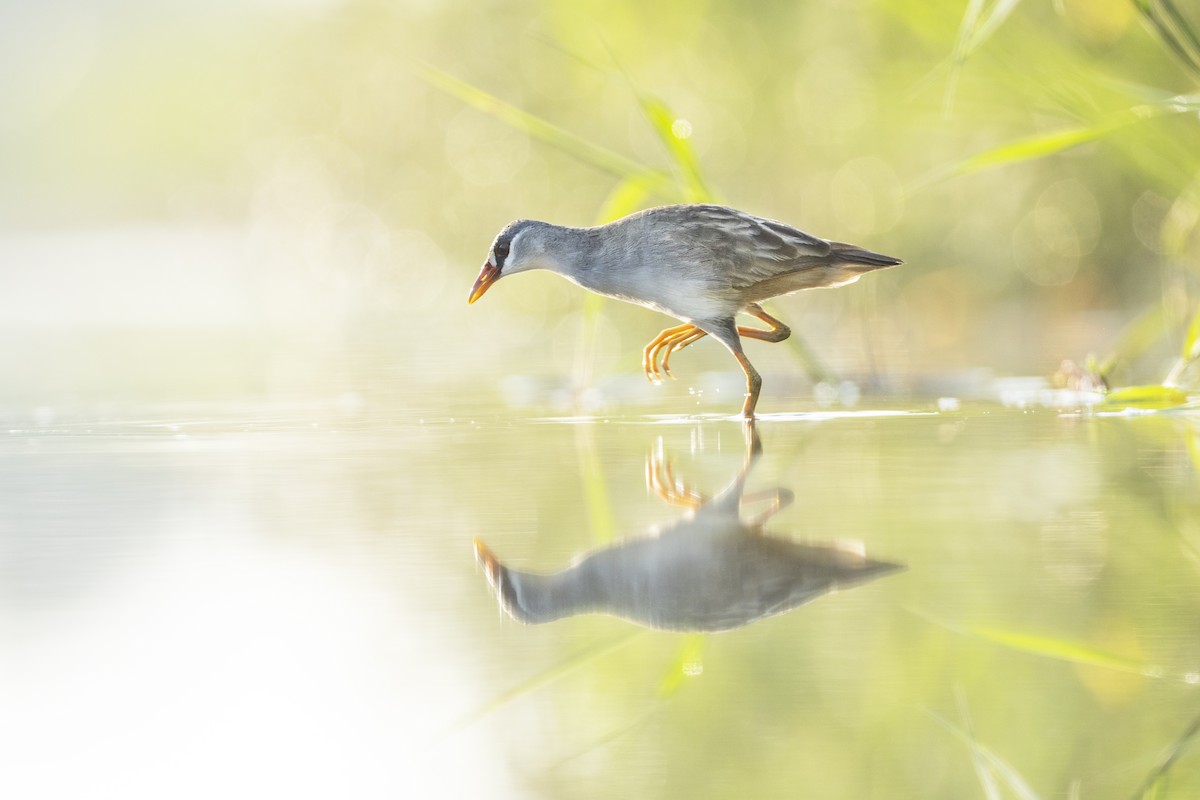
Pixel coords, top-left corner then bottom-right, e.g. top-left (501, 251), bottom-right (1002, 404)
top-left (733, 350), bottom-right (762, 418)
top-left (650, 306), bottom-right (791, 379)
top-left (737, 304), bottom-right (791, 343)
top-left (642, 308), bottom-right (788, 412)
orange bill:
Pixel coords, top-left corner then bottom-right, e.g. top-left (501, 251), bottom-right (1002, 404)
top-left (473, 537), bottom-right (503, 590)
top-left (467, 262), bottom-right (500, 304)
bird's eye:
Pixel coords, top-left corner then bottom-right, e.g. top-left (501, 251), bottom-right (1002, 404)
top-left (495, 242), bottom-right (510, 259)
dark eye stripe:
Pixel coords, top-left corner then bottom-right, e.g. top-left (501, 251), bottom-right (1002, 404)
top-left (494, 240), bottom-right (511, 268)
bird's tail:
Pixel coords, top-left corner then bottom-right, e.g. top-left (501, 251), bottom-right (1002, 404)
top-left (829, 241), bottom-right (904, 269)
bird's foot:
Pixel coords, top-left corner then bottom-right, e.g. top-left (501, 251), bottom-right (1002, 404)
top-left (642, 324), bottom-right (705, 383)
top-left (660, 329), bottom-right (706, 377)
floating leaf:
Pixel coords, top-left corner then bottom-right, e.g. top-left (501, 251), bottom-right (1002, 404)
top-left (1098, 384), bottom-right (1189, 411)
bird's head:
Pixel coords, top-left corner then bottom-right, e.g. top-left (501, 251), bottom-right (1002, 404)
top-left (468, 219), bottom-right (555, 304)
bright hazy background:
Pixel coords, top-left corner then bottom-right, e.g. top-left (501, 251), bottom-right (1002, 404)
top-left (2, 0), bottom-right (1199, 411)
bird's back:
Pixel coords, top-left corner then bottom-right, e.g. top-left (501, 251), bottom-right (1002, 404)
top-left (592, 205), bottom-right (900, 311)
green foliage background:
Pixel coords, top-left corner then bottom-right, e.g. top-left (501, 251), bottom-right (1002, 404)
top-left (2, 0), bottom-right (1198, 405)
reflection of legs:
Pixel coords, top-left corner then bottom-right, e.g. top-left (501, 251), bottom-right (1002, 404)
top-left (645, 414), bottom-right (787, 520)
top-left (742, 418), bottom-right (762, 461)
top-left (742, 488), bottom-right (795, 527)
top-left (645, 439), bottom-right (705, 508)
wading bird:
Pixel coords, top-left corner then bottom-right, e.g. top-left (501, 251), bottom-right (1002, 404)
top-left (469, 204), bottom-right (901, 417)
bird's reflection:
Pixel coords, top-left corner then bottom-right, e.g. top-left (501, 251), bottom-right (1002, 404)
top-left (474, 424), bottom-right (902, 632)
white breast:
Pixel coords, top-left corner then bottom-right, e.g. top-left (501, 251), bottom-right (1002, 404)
top-left (569, 269), bottom-right (735, 323)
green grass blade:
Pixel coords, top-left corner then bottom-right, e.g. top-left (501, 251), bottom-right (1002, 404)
top-left (907, 126), bottom-right (1106, 191)
top-left (953, 123), bottom-right (1116, 173)
top-left (577, 424), bottom-right (617, 543)
top-left (445, 629), bottom-right (646, 732)
top-left (1098, 384), bottom-right (1190, 410)
top-left (1160, 0), bottom-right (1200, 71)
top-left (1134, 0), bottom-right (1200, 81)
top-left (930, 701), bottom-right (1041, 800)
top-left (967, 624), bottom-right (1162, 675)
top-left (638, 95), bottom-right (714, 203)
top-left (1161, 172), bottom-right (1200, 256)
top-left (415, 62), bottom-right (675, 191)
top-left (1182, 306), bottom-right (1200, 362)
top-left (1098, 305), bottom-right (1171, 378)
top-left (942, 0), bottom-right (981, 114)
top-left (1130, 710), bottom-right (1200, 799)
top-left (954, 0), bottom-right (987, 56)
top-left (548, 701), bottom-right (666, 771)
top-left (967, 0), bottom-right (1026, 54)
top-left (945, 0), bottom-right (1025, 113)
top-left (912, 98), bottom-right (1198, 190)
top-left (600, 46), bottom-right (714, 203)
top-left (595, 173), bottom-right (660, 223)
top-left (915, 610), bottom-right (1169, 677)
top-left (658, 634), bottom-right (707, 697)
top-left (949, 689), bottom-right (1003, 800)
top-left (978, 742), bottom-right (1043, 800)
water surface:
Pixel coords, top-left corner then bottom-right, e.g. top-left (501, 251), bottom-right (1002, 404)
top-left (2, 402), bottom-right (1198, 798)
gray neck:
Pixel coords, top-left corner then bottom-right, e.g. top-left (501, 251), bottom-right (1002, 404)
top-left (504, 566), bottom-right (604, 624)
top-left (529, 223), bottom-right (603, 282)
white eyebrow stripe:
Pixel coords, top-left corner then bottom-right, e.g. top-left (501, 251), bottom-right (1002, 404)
top-left (505, 230), bottom-right (523, 270)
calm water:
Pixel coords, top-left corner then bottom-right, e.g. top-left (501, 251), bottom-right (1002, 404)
top-left (2, 402), bottom-right (1199, 798)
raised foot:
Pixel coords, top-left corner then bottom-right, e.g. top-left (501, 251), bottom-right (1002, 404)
top-left (642, 324), bottom-right (706, 383)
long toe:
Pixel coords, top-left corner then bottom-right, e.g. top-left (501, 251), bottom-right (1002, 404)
top-left (644, 325), bottom-right (697, 385)
top-left (661, 329), bottom-right (705, 376)
top-left (643, 343), bottom-right (662, 383)
top-left (642, 341), bottom-right (662, 384)
top-left (647, 340), bottom-right (665, 383)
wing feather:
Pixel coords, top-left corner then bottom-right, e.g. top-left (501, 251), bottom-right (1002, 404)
top-left (654, 204), bottom-right (834, 289)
